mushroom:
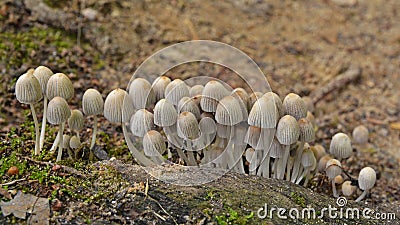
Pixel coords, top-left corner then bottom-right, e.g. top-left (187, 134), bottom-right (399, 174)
top-left (200, 80), bottom-right (229, 112)
top-left (264, 92), bottom-right (284, 118)
top-left (329, 133), bottom-right (353, 160)
top-left (275, 115), bottom-right (300, 180)
top-left (244, 126), bottom-right (261, 175)
top-left (152, 76), bottom-right (171, 101)
top-left (164, 79), bottom-right (189, 107)
top-left (69, 135), bottom-right (82, 159)
top-left (142, 130), bottom-right (167, 164)
top-left (46, 73), bottom-right (74, 151)
top-left (352, 125), bottom-right (369, 145)
top-left (267, 137), bottom-right (283, 179)
top-left (62, 134), bottom-right (74, 160)
top-left (33, 66), bottom-right (53, 151)
top-left (198, 117), bottom-right (217, 164)
top-left (282, 93), bottom-right (307, 120)
top-left (130, 109), bottom-right (154, 138)
top-left (291, 118), bottom-right (315, 182)
top-left (295, 147), bottom-right (316, 186)
top-left (177, 111), bottom-right (200, 166)
top-left (178, 97), bottom-right (201, 120)
top-left (231, 88), bottom-right (250, 122)
top-left (342, 181), bottom-right (356, 197)
top-left (355, 167), bottom-right (376, 202)
top-left (325, 159), bottom-right (342, 198)
top-left (247, 91), bottom-right (263, 112)
top-left (318, 155), bottom-right (332, 173)
top-left (104, 88), bottom-right (154, 166)
top-left (15, 69), bottom-right (43, 155)
top-left (82, 88), bottom-right (104, 149)
top-left (128, 78), bottom-right (156, 109)
top-left (68, 109), bottom-right (84, 138)
top-left (189, 84), bottom-right (204, 97)
top-left (47, 97), bottom-right (71, 162)
top-left (311, 144), bottom-right (326, 162)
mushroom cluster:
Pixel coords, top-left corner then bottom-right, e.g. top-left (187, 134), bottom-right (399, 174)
top-left (15, 66), bottom-right (104, 162)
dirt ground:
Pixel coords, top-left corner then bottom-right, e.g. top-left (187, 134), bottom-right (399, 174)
top-left (0, 0), bottom-right (399, 224)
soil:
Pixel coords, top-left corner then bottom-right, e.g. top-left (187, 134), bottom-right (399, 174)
top-left (0, 0), bottom-right (399, 224)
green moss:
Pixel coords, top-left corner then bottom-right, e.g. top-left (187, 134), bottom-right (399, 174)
top-left (215, 207), bottom-right (254, 225)
top-left (290, 192), bottom-right (306, 208)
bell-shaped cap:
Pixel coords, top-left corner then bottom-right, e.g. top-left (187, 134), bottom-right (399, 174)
top-left (189, 85), bottom-right (204, 97)
top-left (68, 109), bottom-right (84, 131)
top-left (152, 76), bottom-right (171, 101)
top-left (325, 159), bottom-right (342, 180)
top-left (264, 92), bottom-right (283, 118)
top-left (15, 69), bottom-right (43, 104)
top-left (358, 167), bottom-right (376, 191)
top-left (47, 96), bottom-right (71, 125)
top-left (178, 97), bottom-right (201, 120)
top-left (247, 91), bottom-right (263, 112)
top-left (129, 78), bottom-right (156, 110)
top-left (33, 66), bottom-right (53, 95)
top-left (301, 147), bottom-right (316, 168)
top-left (329, 133), bottom-right (352, 159)
top-left (342, 181), bottom-right (356, 196)
top-left (200, 80), bottom-right (229, 112)
top-left (82, 88), bottom-right (104, 116)
top-left (177, 111), bottom-right (200, 140)
top-left (154, 99), bottom-right (178, 127)
top-left (199, 117), bottom-right (217, 135)
top-left (164, 79), bottom-right (189, 106)
top-left (104, 88), bottom-right (135, 123)
top-left (142, 130), bottom-right (167, 156)
top-left (69, 135), bottom-right (82, 149)
top-left (63, 134), bottom-right (71, 149)
top-left (248, 96), bottom-right (277, 128)
top-left (215, 96), bottom-right (243, 126)
top-left (130, 109), bottom-right (154, 137)
top-left (298, 118), bottom-right (315, 142)
top-left (46, 73), bottom-right (74, 100)
top-left (276, 115), bottom-right (300, 145)
top-left (283, 93), bottom-right (307, 120)
top-left (352, 125), bottom-right (369, 144)
top-left (231, 88), bottom-right (249, 121)
top-left (244, 126), bottom-right (261, 148)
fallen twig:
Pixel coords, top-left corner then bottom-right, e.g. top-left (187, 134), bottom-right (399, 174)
top-left (0, 178), bottom-right (26, 187)
top-left (17, 154), bottom-right (87, 178)
top-left (309, 65), bottom-right (361, 105)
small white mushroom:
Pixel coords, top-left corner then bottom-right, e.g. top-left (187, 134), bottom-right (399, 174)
top-left (130, 109), bottom-right (154, 137)
top-left (342, 181), bottom-right (356, 197)
top-left (154, 99), bottom-right (178, 127)
top-left (352, 125), bottom-right (369, 145)
top-left (200, 80), bottom-right (229, 112)
top-left (164, 79), bottom-right (189, 106)
top-left (152, 76), bottom-right (171, 101)
top-left (325, 159), bottom-right (342, 198)
top-left (142, 130), bottom-right (167, 164)
top-left (330, 133), bottom-right (353, 160)
top-left (46, 73), bottom-right (74, 101)
top-left (15, 69), bottom-right (43, 155)
top-left (177, 112), bottom-right (200, 166)
top-left (128, 78), bottom-right (156, 109)
top-left (178, 97), bottom-right (201, 120)
top-left (82, 88), bottom-right (104, 149)
top-left (68, 109), bottom-right (84, 137)
top-left (355, 167), bottom-right (376, 202)
top-left (282, 93), bottom-right (307, 120)
top-left (47, 97), bottom-right (71, 162)
top-left (189, 84), bottom-right (204, 97)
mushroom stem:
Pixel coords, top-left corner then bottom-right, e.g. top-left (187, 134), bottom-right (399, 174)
top-left (355, 190), bottom-right (368, 202)
top-left (295, 167), bottom-right (310, 185)
top-left (122, 125), bottom-right (155, 167)
top-left (56, 122), bottom-right (65, 162)
top-left (186, 141), bottom-right (197, 166)
top-left (277, 145), bottom-right (290, 179)
top-left (332, 179), bottom-right (339, 198)
top-left (30, 103), bottom-right (40, 155)
top-left (90, 116), bottom-right (98, 149)
top-left (261, 155), bottom-right (270, 178)
top-left (291, 142), bottom-right (305, 182)
top-left (50, 132), bottom-right (60, 151)
top-left (39, 96), bottom-right (47, 151)
top-left (249, 152), bottom-right (258, 175)
top-left (286, 157), bottom-right (294, 181)
top-left (233, 144), bottom-right (246, 174)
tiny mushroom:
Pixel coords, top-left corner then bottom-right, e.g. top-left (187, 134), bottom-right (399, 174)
top-left (342, 181), bottom-right (357, 197)
top-left (152, 76), bottom-right (171, 101)
top-left (82, 88), bottom-right (104, 149)
top-left (325, 159), bottom-right (342, 198)
top-left (142, 130), bottom-right (167, 164)
top-left (68, 109), bottom-right (84, 137)
top-left (128, 78), bottom-right (156, 109)
top-left (355, 167), bottom-right (376, 202)
top-left (352, 125), bottom-right (369, 145)
top-left (330, 133), bottom-right (353, 160)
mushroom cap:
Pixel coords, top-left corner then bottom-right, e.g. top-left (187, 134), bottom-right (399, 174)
top-left (325, 159), bottom-right (342, 180)
top-left (264, 92), bottom-right (283, 118)
top-left (130, 109), bottom-right (154, 137)
top-left (199, 117), bottom-right (217, 135)
top-left (215, 96), bottom-right (243, 126)
top-left (301, 147), bottom-right (316, 168)
top-left (283, 93), bottom-right (307, 120)
top-left (329, 133), bottom-right (353, 159)
top-left (276, 115), bottom-right (300, 145)
top-left (352, 125), bottom-right (369, 144)
top-left (177, 111), bottom-right (200, 140)
top-left (334, 175), bottom-right (344, 185)
top-left (189, 85), bottom-right (204, 97)
top-left (46, 73), bottom-right (74, 100)
top-left (103, 88), bottom-right (135, 123)
top-left (247, 91), bottom-right (263, 112)
top-left (178, 97), bottom-right (201, 120)
top-left (68, 109), bottom-right (84, 131)
top-left (268, 137), bottom-right (283, 158)
top-left (298, 118), bottom-right (315, 142)
top-left (153, 99), bottom-right (178, 127)
top-left (231, 88), bottom-right (249, 121)
top-left (142, 130), bottom-right (167, 156)
top-left (311, 144), bottom-right (326, 161)
top-left (358, 167), bottom-right (376, 191)
top-left (318, 155), bottom-right (332, 173)
top-left (47, 96), bottom-right (71, 125)
top-left (33, 66), bottom-right (53, 95)
top-left (200, 80), bottom-right (229, 112)
top-left (244, 126), bottom-right (261, 148)
top-left (15, 70), bottom-right (43, 104)
top-left (248, 95), bottom-right (278, 128)
top-left (164, 79), bottom-right (189, 106)
top-left (342, 181), bottom-right (356, 196)
top-left (245, 147), bottom-right (255, 163)
top-left (69, 135), bottom-right (82, 149)
top-left (128, 78), bottom-right (156, 110)
top-left (82, 88), bottom-right (104, 116)
top-left (152, 76), bottom-right (171, 101)
top-left (63, 134), bottom-right (71, 149)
